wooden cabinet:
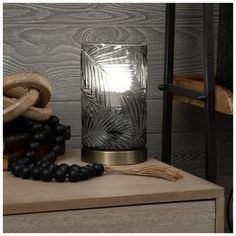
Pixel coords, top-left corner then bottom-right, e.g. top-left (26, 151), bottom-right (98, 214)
top-left (3, 149), bottom-right (224, 233)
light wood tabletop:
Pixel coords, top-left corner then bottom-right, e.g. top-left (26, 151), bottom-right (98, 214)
top-left (4, 149), bottom-right (224, 215)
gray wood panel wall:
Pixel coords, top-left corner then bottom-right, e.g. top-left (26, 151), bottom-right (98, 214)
top-left (3, 3), bottom-right (232, 230)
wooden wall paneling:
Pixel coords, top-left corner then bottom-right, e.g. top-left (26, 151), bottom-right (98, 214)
top-left (3, 3), bottom-right (166, 25)
top-left (217, 132), bottom-right (233, 176)
top-left (3, 3), bottom-right (219, 25)
top-left (50, 101), bottom-right (81, 137)
top-left (3, 3), bottom-right (220, 110)
top-left (147, 133), bottom-right (206, 177)
top-left (148, 130), bottom-right (232, 175)
top-left (217, 176), bottom-right (233, 206)
top-left (3, 24), bottom-right (216, 101)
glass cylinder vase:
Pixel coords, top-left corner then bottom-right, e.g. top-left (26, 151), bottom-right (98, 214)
top-left (81, 43), bottom-right (148, 165)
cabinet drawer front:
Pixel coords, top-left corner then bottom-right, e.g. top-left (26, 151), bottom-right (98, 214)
top-left (4, 200), bottom-right (215, 233)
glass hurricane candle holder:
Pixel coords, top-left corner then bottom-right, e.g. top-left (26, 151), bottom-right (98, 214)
top-left (81, 43), bottom-right (148, 165)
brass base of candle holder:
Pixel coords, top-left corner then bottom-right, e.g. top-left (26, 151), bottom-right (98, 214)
top-left (81, 148), bottom-right (147, 165)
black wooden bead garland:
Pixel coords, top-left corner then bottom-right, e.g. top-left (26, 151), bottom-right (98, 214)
top-left (9, 116), bottom-right (105, 182)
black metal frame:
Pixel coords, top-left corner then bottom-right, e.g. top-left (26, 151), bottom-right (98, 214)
top-left (159, 3), bottom-right (217, 183)
top-left (203, 4), bottom-right (217, 182)
top-left (160, 3), bottom-right (175, 165)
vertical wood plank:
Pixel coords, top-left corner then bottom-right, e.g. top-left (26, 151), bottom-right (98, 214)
top-left (215, 196), bottom-right (225, 232)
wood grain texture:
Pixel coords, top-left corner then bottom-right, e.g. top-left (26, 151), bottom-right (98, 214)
top-left (3, 3), bottom-right (219, 25)
top-left (4, 200), bottom-right (215, 233)
top-left (215, 196), bottom-right (225, 233)
top-left (3, 23), bottom-right (218, 101)
top-left (3, 4), bottom-right (231, 232)
top-left (4, 149), bottom-right (224, 216)
top-left (173, 74), bottom-right (233, 115)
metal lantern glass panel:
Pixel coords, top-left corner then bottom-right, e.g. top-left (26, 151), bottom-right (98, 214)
top-left (81, 43), bottom-right (148, 165)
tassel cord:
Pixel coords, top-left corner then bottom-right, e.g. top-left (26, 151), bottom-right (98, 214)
top-left (104, 164), bottom-right (183, 182)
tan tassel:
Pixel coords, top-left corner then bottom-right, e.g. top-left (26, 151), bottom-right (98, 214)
top-left (104, 164), bottom-right (183, 182)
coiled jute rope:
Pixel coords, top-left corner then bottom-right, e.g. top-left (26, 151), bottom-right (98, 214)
top-left (3, 72), bottom-right (52, 123)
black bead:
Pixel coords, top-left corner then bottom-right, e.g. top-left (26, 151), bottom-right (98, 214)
top-left (43, 124), bottom-right (52, 132)
top-left (29, 141), bottom-right (40, 151)
top-left (86, 165), bottom-right (96, 178)
top-left (9, 162), bottom-right (17, 172)
top-left (54, 136), bottom-right (64, 144)
top-left (54, 168), bottom-right (67, 182)
top-left (42, 152), bottom-right (57, 162)
top-left (68, 169), bottom-right (80, 182)
top-left (13, 160), bottom-right (25, 167)
top-left (4, 122), bottom-right (12, 132)
top-left (35, 160), bottom-right (42, 166)
top-left (40, 168), bottom-right (53, 182)
top-left (25, 120), bottom-right (35, 130)
top-left (48, 163), bottom-right (58, 172)
top-left (40, 161), bottom-right (51, 169)
top-left (11, 164), bottom-right (24, 177)
top-left (28, 163), bottom-right (35, 171)
top-left (58, 143), bottom-right (66, 155)
top-left (52, 144), bottom-right (61, 155)
top-left (48, 116), bottom-right (59, 128)
top-left (41, 154), bottom-right (51, 163)
top-left (30, 123), bottom-right (43, 132)
top-left (31, 167), bottom-right (41, 180)
top-left (21, 166), bottom-right (31, 179)
top-left (58, 163), bottom-right (70, 172)
top-left (16, 117), bottom-right (26, 127)
top-left (93, 163), bottom-right (105, 176)
top-left (33, 132), bottom-right (45, 142)
top-left (80, 167), bottom-right (89, 180)
top-left (70, 164), bottom-right (81, 172)
top-left (21, 157), bottom-right (32, 165)
top-left (25, 150), bottom-right (36, 160)
top-left (48, 150), bottom-right (57, 159)
top-left (55, 124), bottom-right (66, 135)
top-left (45, 151), bottom-right (57, 162)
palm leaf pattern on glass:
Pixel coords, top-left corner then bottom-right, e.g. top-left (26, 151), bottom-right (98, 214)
top-left (82, 107), bottom-right (134, 150)
top-left (81, 43), bottom-right (147, 150)
top-left (121, 89), bottom-right (147, 148)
